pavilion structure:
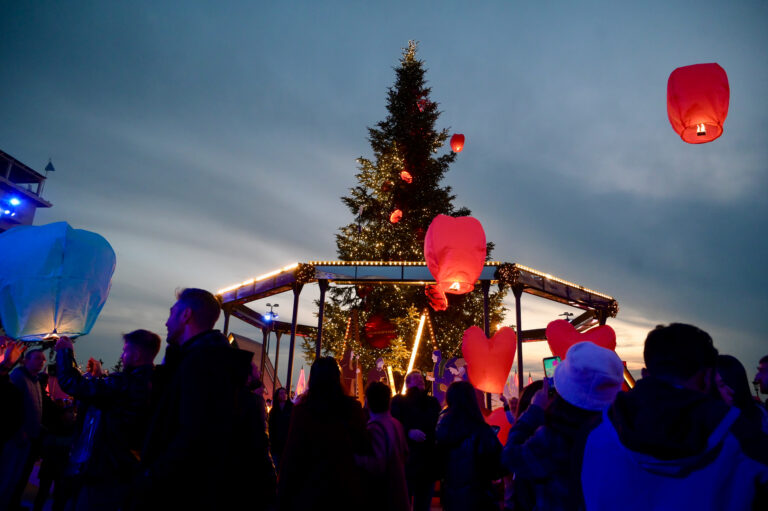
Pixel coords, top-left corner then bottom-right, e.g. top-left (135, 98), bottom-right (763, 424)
top-left (216, 261), bottom-right (621, 393)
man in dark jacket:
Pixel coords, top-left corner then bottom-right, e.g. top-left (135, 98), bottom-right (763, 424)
top-left (139, 288), bottom-right (269, 510)
top-left (581, 323), bottom-right (768, 510)
top-left (55, 329), bottom-right (159, 511)
top-left (391, 371), bottom-right (440, 511)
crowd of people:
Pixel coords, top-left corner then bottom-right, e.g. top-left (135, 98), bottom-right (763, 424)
top-left (1, 287), bottom-right (767, 510)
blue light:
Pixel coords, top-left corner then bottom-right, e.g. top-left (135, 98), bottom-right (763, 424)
top-left (264, 313), bottom-right (273, 322)
top-left (9, 198), bottom-right (20, 206)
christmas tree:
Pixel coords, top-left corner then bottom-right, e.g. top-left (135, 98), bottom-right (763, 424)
top-left (303, 41), bottom-right (505, 378)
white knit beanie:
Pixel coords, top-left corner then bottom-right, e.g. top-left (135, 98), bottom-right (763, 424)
top-left (553, 342), bottom-right (624, 411)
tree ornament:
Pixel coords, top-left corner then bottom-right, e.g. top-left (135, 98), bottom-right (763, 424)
top-left (390, 209), bottom-right (403, 223)
top-left (545, 319), bottom-right (616, 360)
top-left (667, 63), bottom-right (729, 144)
top-left (417, 98), bottom-right (428, 112)
top-left (461, 326), bottom-right (517, 393)
top-left (400, 170), bottom-right (413, 183)
top-left (424, 214), bottom-right (486, 294)
top-left (450, 134), bottom-right (465, 153)
top-left (364, 314), bottom-right (397, 349)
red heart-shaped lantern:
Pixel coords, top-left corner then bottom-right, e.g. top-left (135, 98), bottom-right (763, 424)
top-left (424, 215), bottom-right (486, 294)
top-left (485, 407), bottom-right (512, 444)
top-left (545, 319), bottom-right (616, 360)
top-left (365, 314), bottom-right (397, 349)
top-left (450, 134), bottom-right (465, 153)
top-left (667, 63), bottom-right (729, 144)
top-left (461, 326), bottom-right (517, 393)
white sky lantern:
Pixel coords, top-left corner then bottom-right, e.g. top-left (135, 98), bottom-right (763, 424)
top-left (0, 222), bottom-right (116, 340)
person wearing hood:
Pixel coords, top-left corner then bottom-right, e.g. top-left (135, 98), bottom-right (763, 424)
top-left (501, 341), bottom-right (624, 511)
top-left (581, 323), bottom-right (768, 511)
top-left (435, 380), bottom-right (503, 510)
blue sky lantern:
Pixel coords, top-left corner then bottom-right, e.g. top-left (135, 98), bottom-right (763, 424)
top-left (0, 222), bottom-right (116, 340)
top-left (667, 63), bottom-right (730, 144)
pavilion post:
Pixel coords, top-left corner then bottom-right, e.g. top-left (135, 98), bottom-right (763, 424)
top-left (260, 328), bottom-right (269, 376)
top-left (482, 280), bottom-right (492, 409)
top-left (316, 279), bottom-right (329, 359)
top-left (513, 284), bottom-right (524, 393)
top-left (222, 308), bottom-right (230, 336)
top-left (285, 282), bottom-right (303, 393)
top-left (273, 331), bottom-right (282, 389)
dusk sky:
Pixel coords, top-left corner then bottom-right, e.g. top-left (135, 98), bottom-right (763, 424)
top-left (1, 1), bottom-right (766, 386)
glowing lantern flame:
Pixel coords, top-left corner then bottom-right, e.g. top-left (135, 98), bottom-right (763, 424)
top-left (697, 123), bottom-right (706, 136)
top-left (448, 282), bottom-right (461, 291)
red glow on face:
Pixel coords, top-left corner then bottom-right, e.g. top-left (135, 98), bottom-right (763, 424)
top-left (450, 134), bottom-right (465, 153)
top-left (390, 209), bottom-right (403, 223)
top-left (400, 170), bottom-right (413, 183)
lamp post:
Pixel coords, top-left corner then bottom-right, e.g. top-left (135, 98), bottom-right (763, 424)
top-left (266, 303), bottom-right (279, 390)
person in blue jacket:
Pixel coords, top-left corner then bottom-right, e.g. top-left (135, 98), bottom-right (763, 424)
top-left (581, 323), bottom-right (768, 511)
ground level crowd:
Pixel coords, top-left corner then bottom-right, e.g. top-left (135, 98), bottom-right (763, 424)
top-left (1, 288), bottom-right (767, 510)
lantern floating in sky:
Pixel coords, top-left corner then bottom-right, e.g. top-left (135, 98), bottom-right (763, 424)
top-left (0, 222), bottom-right (116, 340)
top-left (400, 170), bottom-right (413, 183)
top-left (425, 284), bottom-right (448, 311)
top-left (667, 63), bottom-right (729, 144)
top-left (450, 134), bottom-right (465, 153)
top-left (390, 209), bottom-right (403, 224)
top-left (424, 214), bottom-right (486, 294)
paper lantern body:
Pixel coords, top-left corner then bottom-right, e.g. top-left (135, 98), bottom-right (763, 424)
top-left (400, 170), bottom-right (413, 183)
top-left (485, 407), bottom-right (512, 444)
top-left (667, 63), bottom-right (729, 144)
top-left (424, 215), bottom-right (486, 294)
top-left (364, 314), bottom-right (397, 349)
top-left (390, 209), bottom-right (403, 224)
top-left (462, 326), bottom-right (517, 393)
top-left (545, 319), bottom-right (616, 360)
top-left (425, 284), bottom-right (448, 311)
top-left (450, 134), bottom-right (465, 152)
top-left (0, 222), bottom-right (116, 340)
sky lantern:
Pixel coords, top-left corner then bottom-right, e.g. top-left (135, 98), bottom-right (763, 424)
top-left (425, 284), bottom-right (448, 311)
top-left (400, 170), bottom-right (413, 183)
top-left (450, 133), bottom-right (465, 152)
top-left (424, 214), bottom-right (486, 294)
top-left (0, 222), bottom-right (116, 340)
top-left (667, 63), bottom-right (729, 144)
top-left (545, 319), bottom-right (616, 360)
top-left (461, 326), bottom-right (517, 393)
top-left (390, 209), bottom-right (403, 223)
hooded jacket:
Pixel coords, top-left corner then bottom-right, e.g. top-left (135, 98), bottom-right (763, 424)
top-left (581, 377), bottom-right (768, 511)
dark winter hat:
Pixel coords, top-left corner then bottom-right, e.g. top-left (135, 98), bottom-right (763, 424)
top-left (553, 342), bottom-right (624, 411)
